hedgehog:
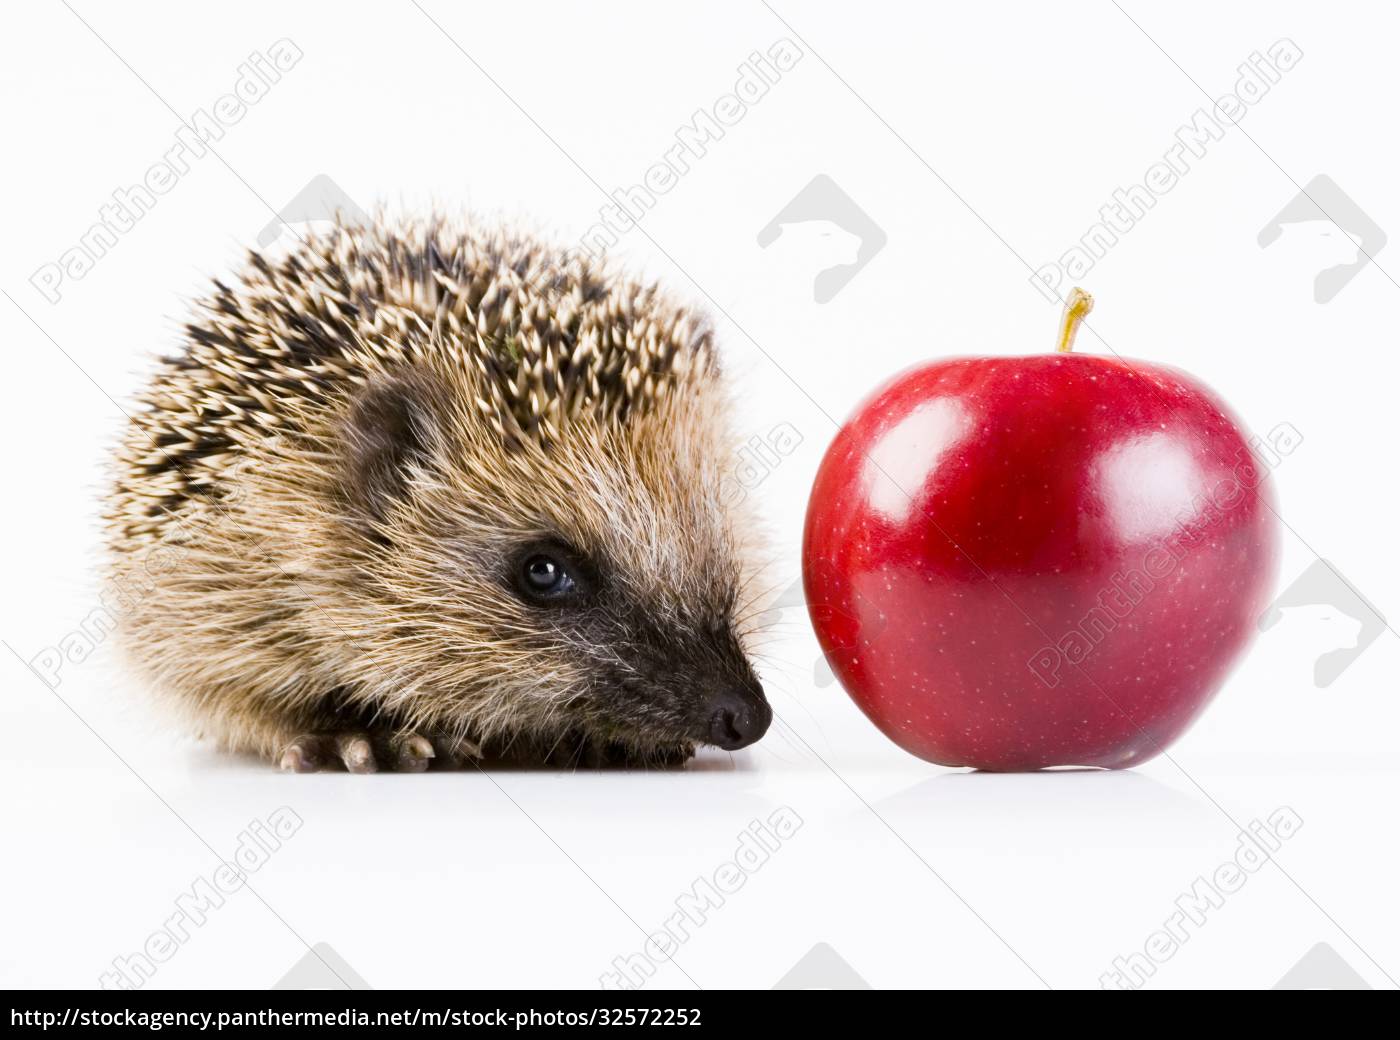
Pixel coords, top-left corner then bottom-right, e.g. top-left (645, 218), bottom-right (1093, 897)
top-left (104, 215), bottom-right (773, 772)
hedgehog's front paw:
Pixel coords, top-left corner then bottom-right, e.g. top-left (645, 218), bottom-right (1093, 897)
top-left (541, 732), bottom-right (694, 769)
top-left (647, 743), bottom-right (697, 768)
top-left (539, 731), bottom-right (619, 769)
top-left (277, 730), bottom-right (445, 773)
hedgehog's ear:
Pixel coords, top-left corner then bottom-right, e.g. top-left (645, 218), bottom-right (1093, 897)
top-left (337, 370), bottom-right (446, 535)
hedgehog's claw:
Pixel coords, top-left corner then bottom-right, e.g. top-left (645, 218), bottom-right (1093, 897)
top-left (279, 729), bottom-right (479, 772)
top-left (278, 738), bottom-right (324, 773)
top-left (429, 734), bottom-right (483, 769)
top-left (336, 734), bottom-right (378, 774)
top-left (392, 733), bottom-right (436, 773)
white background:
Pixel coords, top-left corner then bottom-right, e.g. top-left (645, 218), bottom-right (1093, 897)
top-left (1, 0), bottom-right (1397, 990)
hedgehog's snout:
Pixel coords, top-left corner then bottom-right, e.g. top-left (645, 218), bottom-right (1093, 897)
top-left (701, 678), bottom-right (772, 750)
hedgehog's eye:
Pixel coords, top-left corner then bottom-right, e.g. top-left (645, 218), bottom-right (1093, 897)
top-left (516, 552), bottom-right (580, 603)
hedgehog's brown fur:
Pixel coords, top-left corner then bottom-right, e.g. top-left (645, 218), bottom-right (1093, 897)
top-left (105, 216), bottom-right (770, 770)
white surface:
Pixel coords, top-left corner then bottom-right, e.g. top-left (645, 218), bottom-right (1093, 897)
top-left (1, 0), bottom-right (1397, 990)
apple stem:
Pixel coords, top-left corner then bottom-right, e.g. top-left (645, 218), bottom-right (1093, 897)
top-left (1056, 287), bottom-right (1094, 353)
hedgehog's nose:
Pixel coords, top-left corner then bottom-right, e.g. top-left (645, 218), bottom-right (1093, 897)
top-left (705, 684), bottom-right (772, 750)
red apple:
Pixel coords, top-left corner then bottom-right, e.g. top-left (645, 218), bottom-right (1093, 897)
top-left (803, 290), bottom-right (1278, 770)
